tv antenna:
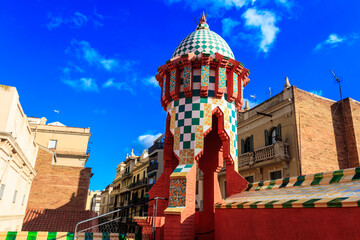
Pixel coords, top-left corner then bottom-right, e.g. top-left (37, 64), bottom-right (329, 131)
top-left (193, 16), bottom-right (198, 25)
top-left (268, 87), bottom-right (272, 98)
top-left (250, 94), bottom-right (256, 105)
top-left (331, 70), bottom-right (342, 101)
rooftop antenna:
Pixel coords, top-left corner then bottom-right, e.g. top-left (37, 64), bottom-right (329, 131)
top-left (331, 70), bottom-right (342, 101)
top-left (250, 94), bottom-right (257, 105)
top-left (193, 15), bottom-right (198, 25)
top-left (268, 87), bottom-right (272, 98)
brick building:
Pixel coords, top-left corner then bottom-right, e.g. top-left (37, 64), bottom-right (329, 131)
top-left (23, 118), bottom-right (93, 232)
top-left (229, 78), bottom-right (360, 185)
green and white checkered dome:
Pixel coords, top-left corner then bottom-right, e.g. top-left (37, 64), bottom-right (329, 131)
top-left (171, 25), bottom-right (235, 60)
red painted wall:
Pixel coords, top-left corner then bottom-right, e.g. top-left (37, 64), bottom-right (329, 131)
top-left (215, 208), bottom-right (360, 240)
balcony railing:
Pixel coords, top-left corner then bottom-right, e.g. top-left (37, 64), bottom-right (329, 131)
top-left (238, 142), bottom-right (290, 168)
top-left (148, 142), bottom-right (164, 154)
top-left (238, 152), bottom-right (253, 167)
top-left (147, 163), bottom-right (158, 173)
top-left (122, 171), bottom-right (132, 179)
top-left (146, 183), bottom-right (155, 192)
top-left (128, 178), bottom-right (148, 189)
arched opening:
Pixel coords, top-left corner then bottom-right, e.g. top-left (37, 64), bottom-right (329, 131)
top-left (196, 114), bottom-right (224, 239)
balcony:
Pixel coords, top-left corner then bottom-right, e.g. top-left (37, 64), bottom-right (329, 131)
top-left (146, 183), bottom-right (155, 192)
top-left (122, 171), bottom-right (132, 179)
top-left (128, 178), bottom-right (148, 189)
top-left (239, 141), bottom-right (290, 168)
top-left (148, 142), bottom-right (164, 154)
top-left (147, 163), bottom-right (158, 173)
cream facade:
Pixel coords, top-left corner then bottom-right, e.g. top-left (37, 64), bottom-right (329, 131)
top-left (0, 85), bottom-right (37, 231)
top-left (99, 184), bottom-right (113, 215)
top-left (236, 83), bottom-right (295, 183)
top-left (28, 117), bottom-right (90, 167)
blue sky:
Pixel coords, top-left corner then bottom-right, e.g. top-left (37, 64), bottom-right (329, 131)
top-left (1, 0), bottom-right (359, 190)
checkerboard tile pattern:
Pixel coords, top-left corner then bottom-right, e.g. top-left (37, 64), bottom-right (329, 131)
top-left (217, 167), bottom-right (360, 209)
top-left (169, 95), bottom-right (238, 164)
top-left (171, 29), bottom-right (235, 60)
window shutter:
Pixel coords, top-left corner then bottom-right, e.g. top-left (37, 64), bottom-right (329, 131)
top-left (241, 139), bottom-right (245, 154)
top-left (250, 135), bottom-right (254, 152)
top-left (276, 124), bottom-right (282, 140)
top-left (264, 129), bottom-right (269, 146)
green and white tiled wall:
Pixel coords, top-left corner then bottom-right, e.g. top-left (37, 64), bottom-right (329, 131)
top-left (168, 69), bottom-right (238, 165)
top-left (0, 232), bottom-right (138, 240)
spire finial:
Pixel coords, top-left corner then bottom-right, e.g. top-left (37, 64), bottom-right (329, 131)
top-left (200, 11), bottom-right (207, 24)
top-left (196, 12), bottom-right (209, 30)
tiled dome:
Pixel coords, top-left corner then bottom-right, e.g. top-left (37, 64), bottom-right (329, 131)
top-left (172, 13), bottom-right (235, 60)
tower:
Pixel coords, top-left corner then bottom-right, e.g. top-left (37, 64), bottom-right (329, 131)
top-left (148, 13), bottom-right (250, 240)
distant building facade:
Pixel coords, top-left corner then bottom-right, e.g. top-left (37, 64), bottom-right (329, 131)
top-left (90, 191), bottom-right (101, 215)
top-left (107, 150), bottom-right (149, 233)
top-left (99, 184), bottom-right (113, 215)
top-left (234, 79), bottom-right (360, 185)
top-left (0, 85), bottom-right (38, 231)
top-left (147, 134), bottom-right (164, 191)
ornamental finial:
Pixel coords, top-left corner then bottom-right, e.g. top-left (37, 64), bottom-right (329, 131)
top-left (196, 12), bottom-right (209, 30)
top-left (200, 11), bottom-right (206, 24)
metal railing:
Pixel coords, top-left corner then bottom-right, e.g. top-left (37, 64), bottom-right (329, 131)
top-left (147, 163), bottom-right (158, 173)
top-left (74, 197), bottom-right (167, 240)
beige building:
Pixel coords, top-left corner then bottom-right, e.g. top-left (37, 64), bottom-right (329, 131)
top-left (108, 150), bottom-right (149, 233)
top-left (0, 85), bottom-right (38, 231)
top-left (99, 184), bottom-right (113, 215)
top-left (28, 117), bottom-right (90, 167)
top-left (147, 134), bottom-right (164, 189)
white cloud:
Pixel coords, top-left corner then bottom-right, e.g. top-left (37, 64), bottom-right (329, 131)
top-left (242, 8), bottom-right (279, 53)
top-left (138, 133), bottom-right (162, 148)
top-left (102, 78), bottom-right (134, 94)
top-left (70, 40), bottom-right (120, 71)
top-left (309, 90), bottom-right (323, 96)
top-left (100, 59), bottom-right (118, 71)
top-left (314, 34), bottom-right (346, 51)
top-left (165, 0), bottom-right (250, 11)
top-left (222, 18), bottom-right (241, 37)
top-left (63, 78), bottom-right (99, 92)
top-left (143, 76), bottom-right (158, 87)
top-left (47, 12), bottom-right (88, 30)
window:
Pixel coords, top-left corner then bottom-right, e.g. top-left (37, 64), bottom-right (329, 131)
top-left (48, 140), bottom-right (57, 149)
top-left (137, 174), bottom-right (139, 182)
top-left (245, 176), bottom-right (254, 183)
top-left (265, 124), bottom-right (282, 146)
top-left (270, 170), bottom-right (282, 180)
top-left (241, 135), bottom-right (253, 153)
top-left (13, 190), bottom-right (17, 203)
top-left (224, 181), bottom-right (227, 198)
top-left (270, 128), bottom-right (277, 144)
top-left (22, 195), bottom-right (26, 205)
top-left (0, 184), bottom-right (5, 200)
